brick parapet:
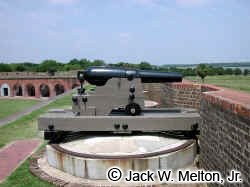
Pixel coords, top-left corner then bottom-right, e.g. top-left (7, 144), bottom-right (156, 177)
top-left (0, 71), bottom-right (76, 79)
top-left (143, 80), bottom-right (250, 187)
top-left (200, 102), bottom-right (249, 186)
top-left (145, 80), bottom-right (250, 119)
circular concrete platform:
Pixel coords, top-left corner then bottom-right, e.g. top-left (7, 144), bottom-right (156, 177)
top-left (46, 135), bottom-right (197, 180)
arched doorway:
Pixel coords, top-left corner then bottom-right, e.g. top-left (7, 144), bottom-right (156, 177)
top-left (14, 84), bottom-right (23, 96)
top-left (40, 84), bottom-right (50, 97)
top-left (54, 84), bottom-right (65, 96)
top-left (0, 83), bottom-right (11, 96)
top-left (26, 84), bottom-right (35, 97)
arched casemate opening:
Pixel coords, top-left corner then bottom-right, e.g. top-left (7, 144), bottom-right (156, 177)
top-left (0, 83), bottom-right (11, 96)
top-left (54, 84), bottom-right (65, 96)
top-left (26, 84), bottom-right (36, 97)
top-left (13, 84), bottom-right (23, 96)
top-left (40, 84), bottom-right (50, 97)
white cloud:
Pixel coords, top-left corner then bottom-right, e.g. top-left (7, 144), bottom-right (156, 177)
top-left (48, 0), bottom-right (79, 5)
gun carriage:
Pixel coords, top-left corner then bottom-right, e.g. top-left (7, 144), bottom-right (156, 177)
top-left (38, 67), bottom-right (200, 143)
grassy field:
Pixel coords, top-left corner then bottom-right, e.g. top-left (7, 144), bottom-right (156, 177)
top-left (185, 75), bottom-right (250, 93)
top-left (0, 86), bottom-right (98, 187)
top-left (0, 94), bottom-right (72, 149)
top-left (0, 93), bottom-right (73, 187)
top-left (0, 99), bottom-right (41, 120)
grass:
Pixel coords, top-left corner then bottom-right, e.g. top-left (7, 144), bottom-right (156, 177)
top-left (0, 99), bottom-right (41, 120)
top-left (0, 86), bottom-right (95, 186)
top-left (185, 75), bottom-right (250, 93)
top-left (0, 93), bottom-right (73, 187)
top-left (0, 144), bottom-right (54, 187)
top-left (0, 93), bottom-right (72, 149)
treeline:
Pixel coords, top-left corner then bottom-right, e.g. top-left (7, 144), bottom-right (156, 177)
top-left (0, 59), bottom-right (249, 77)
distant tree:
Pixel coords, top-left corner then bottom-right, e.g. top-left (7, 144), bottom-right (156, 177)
top-left (158, 67), bottom-right (169, 72)
top-left (79, 58), bottom-right (92, 69)
top-left (183, 68), bottom-right (196, 76)
top-left (37, 60), bottom-right (62, 72)
top-left (216, 67), bottom-right (225, 75)
top-left (244, 69), bottom-right (249, 76)
top-left (0, 63), bottom-right (12, 72)
top-left (138, 61), bottom-right (152, 70)
top-left (203, 65), bottom-right (214, 76)
top-left (63, 63), bottom-right (82, 71)
top-left (68, 58), bottom-right (80, 65)
top-left (225, 68), bottom-right (233, 75)
top-left (196, 64), bottom-right (209, 82)
top-left (15, 64), bottom-right (26, 72)
top-left (234, 68), bottom-right (242, 75)
top-left (92, 59), bottom-right (105, 66)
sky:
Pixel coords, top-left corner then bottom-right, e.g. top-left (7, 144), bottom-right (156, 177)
top-left (0, 0), bottom-right (250, 65)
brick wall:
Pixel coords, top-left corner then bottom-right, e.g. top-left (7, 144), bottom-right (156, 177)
top-left (200, 89), bottom-right (250, 187)
top-left (143, 83), bottom-right (162, 105)
top-left (144, 81), bottom-right (250, 187)
top-left (143, 80), bottom-right (217, 109)
top-left (0, 71), bottom-right (76, 79)
top-left (160, 82), bottom-right (203, 109)
top-left (0, 78), bottom-right (79, 98)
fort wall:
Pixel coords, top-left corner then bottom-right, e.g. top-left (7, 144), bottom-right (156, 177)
top-left (143, 81), bottom-right (250, 187)
top-left (0, 72), bottom-right (79, 98)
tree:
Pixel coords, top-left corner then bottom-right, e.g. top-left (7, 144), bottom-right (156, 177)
top-left (225, 68), bottom-right (233, 75)
top-left (234, 68), bottom-right (242, 75)
top-left (216, 67), bottom-right (225, 75)
top-left (0, 63), bottom-right (12, 72)
top-left (36, 60), bottom-right (62, 72)
top-left (196, 64), bottom-right (209, 83)
top-left (244, 69), bottom-right (249, 76)
top-left (92, 59), bottom-right (105, 66)
top-left (68, 58), bottom-right (80, 65)
top-left (79, 58), bottom-right (92, 69)
top-left (183, 68), bottom-right (196, 76)
top-left (15, 64), bottom-right (26, 72)
top-left (139, 62), bottom-right (152, 70)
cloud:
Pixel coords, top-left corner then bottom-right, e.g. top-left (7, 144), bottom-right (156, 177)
top-left (48, 0), bottom-right (79, 5)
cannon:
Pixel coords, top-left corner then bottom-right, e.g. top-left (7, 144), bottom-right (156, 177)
top-left (38, 67), bottom-right (200, 143)
top-left (78, 66), bottom-right (182, 86)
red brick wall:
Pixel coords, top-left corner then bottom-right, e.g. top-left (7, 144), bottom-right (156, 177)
top-left (0, 78), bottom-right (79, 98)
top-left (144, 81), bottom-right (250, 187)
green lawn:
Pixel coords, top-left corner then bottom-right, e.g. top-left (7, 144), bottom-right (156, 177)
top-left (0, 99), bottom-right (41, 120)
top-left (0, 145), bottom-right (54, 187)
top-left (0, 94), bottom-right (72, 149)
top-left (185, 75), bottom-right (250, 93)
top-left (0, 93), bottom-right (73, 187)
top-left (0, 86), bottom-right (96, 186)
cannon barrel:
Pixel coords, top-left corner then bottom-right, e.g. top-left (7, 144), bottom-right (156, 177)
top-left (78, 66), bottom-right (182, 86)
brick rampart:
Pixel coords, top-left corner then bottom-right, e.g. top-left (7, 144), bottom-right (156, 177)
top-left (143, 81), bottom-right (250, 187)
top-left (0, 71), bottom-right (76, 79)
top-left (0, 76), bottom-right (79, 98)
